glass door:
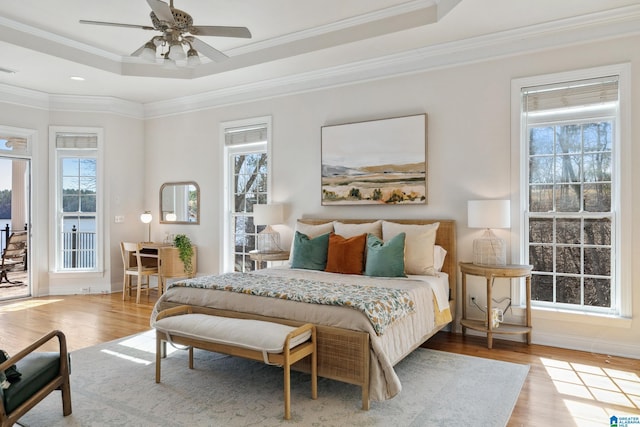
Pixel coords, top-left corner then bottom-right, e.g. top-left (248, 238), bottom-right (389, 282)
top-left (0, 156), bottom-right (31, 300)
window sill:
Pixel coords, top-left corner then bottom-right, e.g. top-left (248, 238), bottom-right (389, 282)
top-left (532, 306), bottom-right (631, 329)
top-left (49, 270), bottom-right (104, 279)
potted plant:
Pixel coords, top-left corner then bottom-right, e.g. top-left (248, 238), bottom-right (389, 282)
top-left (173, 234), bottom-right (194, 274)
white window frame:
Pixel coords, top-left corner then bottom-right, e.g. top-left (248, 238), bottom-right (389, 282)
top-left (510, 64), bottom-right (632, 320)
top-left (220, 116), bottom-right (272, 273)
top-left (49, 126), bottom-right (104, 273)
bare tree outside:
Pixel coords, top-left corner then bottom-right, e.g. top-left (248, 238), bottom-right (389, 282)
top-left (232, 152), bottom-right (268, 272)
top-left (528, 121), bottom-right (613, 308)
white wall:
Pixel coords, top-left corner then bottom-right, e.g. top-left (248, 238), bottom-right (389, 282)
top-left (144, 34), bottom-right (639, 358)
top-left (0, 103), bottom-right (145, 296)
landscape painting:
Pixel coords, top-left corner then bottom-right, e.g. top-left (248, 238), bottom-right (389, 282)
top-left (321, 114), bottom-right (427, 205)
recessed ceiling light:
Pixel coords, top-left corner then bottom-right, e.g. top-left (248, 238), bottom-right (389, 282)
top-left (70, 76), bottom-right (85, 81)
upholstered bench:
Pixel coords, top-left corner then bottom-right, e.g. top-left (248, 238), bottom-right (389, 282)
top-left (152, 305), bottom-right (317, 420)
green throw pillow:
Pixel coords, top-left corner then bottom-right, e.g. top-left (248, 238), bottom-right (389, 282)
top-left (364, 233), bottom-right (407, 277)
top-left (290, 231), bottom-right (330, 271)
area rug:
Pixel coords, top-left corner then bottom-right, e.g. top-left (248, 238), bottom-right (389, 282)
top-left (18, 330), bottom-right (528, 426)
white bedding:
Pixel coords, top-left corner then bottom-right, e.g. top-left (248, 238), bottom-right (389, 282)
top-left (151, 267), bottom-right (451, 401)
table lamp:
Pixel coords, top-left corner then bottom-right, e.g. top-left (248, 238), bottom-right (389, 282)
top-left (253, 204), bottom-right (284, 253)
top-left (140, 211), bottom-right (153, 243)
top-left (467, 200), bottom-right (510, 265)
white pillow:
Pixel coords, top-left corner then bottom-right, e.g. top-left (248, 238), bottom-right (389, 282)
top-left (333, 220), bottom-right (382, 239)
top-left (434, 245), bottom-right (447, 272)
top-left (295, 221), bottom-right (334, 237)
top-left (382, 221), bottom-right (439, 275)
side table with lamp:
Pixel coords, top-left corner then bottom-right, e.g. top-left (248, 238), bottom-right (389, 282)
top-left (461, 200), bottom-right (533, 349)
top-left (251, 203), bottom-right (288, 269)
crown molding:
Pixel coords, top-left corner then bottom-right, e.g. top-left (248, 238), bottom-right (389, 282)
top-left (143, 4), bottom-right (640, 118)
top-left (0, 84), bottom-right (144, 119)
top-left (0, 83), bottom-right (50, 110)
top-left (49, 95), bottom-right (145, 119)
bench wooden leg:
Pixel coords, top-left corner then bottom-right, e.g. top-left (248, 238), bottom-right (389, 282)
top-left (284, 362), bottom-right (292, 420)
top-left (311, 342), bottom-right (318, 400)
top-left (188, 346), bottom-right (194, 369)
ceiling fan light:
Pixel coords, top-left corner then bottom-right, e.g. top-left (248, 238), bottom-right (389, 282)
top-left (168, 43), bottom-right (186, 61)
top-left (137, 40), bottom-right (157, 61)
top-left (187, 48), bottom-right (201, 67)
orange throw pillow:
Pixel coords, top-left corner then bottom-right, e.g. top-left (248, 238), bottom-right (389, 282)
top-left (325, 233), bottom-right (366, 275)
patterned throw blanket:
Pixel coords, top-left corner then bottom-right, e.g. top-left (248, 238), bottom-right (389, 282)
top-left (169, 272), bottom-right (415, 335)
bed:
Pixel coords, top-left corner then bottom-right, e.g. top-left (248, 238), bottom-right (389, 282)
top-left (151, 219), bottom-right (456, 409)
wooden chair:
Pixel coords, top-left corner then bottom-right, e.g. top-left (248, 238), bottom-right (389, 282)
top-left (120, 242), bottom-right (159, 303)
top-left (0, 231), bottom-right (27, 285)
top-left (0, 330), bottom-right (71, 427)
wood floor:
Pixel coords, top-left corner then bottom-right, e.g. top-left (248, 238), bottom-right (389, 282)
top-left (1, 293), bottom-right (638, 426)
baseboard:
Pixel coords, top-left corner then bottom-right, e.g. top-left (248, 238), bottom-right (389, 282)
top-left (532, 330), bottom-right (640, 360)
top-left (456, 325), bottom-right (640, 359)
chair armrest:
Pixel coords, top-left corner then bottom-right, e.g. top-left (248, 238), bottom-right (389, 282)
top-left (0, 330), bottom-right (68, 372)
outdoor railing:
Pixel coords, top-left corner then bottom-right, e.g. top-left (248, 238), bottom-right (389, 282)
top-left (62, 225), bottom-right (96, 269)
top-left (1, 224), bottom-right (95, 270)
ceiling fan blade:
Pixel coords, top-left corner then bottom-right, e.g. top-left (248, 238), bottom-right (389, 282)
top-left (190, 37), bottom-right (228, 62)
top-left (146, 0), bottom-right (175, 24)
top-left (79, 20), bottom-right (155, 30)
top-left (189, 26), bottom-right (251, 38)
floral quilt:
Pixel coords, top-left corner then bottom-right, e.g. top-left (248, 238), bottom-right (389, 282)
top-left (169, 272), bottom-right (416, 335)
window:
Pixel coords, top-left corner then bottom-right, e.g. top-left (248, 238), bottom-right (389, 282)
top-left (221, 117), bottom-right (271, 273)
top-left (50, 128), bottom-right (103, 272)
top-left (514, 65), bottom-right (630, 316)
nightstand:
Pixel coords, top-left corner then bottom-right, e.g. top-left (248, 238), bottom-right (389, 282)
top-left (249, 250), bottom-right (289, 269)
top-left (459, 262), bottom-right (533, 349)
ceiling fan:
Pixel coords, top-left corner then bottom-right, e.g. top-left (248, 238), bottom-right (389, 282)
top-left (80, 0), bottom-right (251, 66)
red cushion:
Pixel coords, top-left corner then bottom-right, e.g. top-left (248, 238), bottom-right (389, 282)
top-left (325, 233), bottom-right (366, 275)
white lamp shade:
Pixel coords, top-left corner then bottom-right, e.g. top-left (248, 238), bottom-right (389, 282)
top-left (253, 204), bottom-right (284, 226)
top-left (169, 43), bottom-right (186, 61)
top-left (468, 200), bottom-right (511, 229)
top-left (140, 211), bottom-right (153, 224)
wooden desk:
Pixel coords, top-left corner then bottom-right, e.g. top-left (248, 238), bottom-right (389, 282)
top-left (459, 262), bottom-right (532, 349)
top-left (139, 243), bottom-right (197, 294)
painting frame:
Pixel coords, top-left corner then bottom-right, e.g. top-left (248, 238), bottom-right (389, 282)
top-left (321, 113), bottom-right (427, 206)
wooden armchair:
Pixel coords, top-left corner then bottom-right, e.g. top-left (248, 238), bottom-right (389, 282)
top-left (0, 330), bottom-right (71, 427)
top-left (0, 231), bottom-right (28, 285)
